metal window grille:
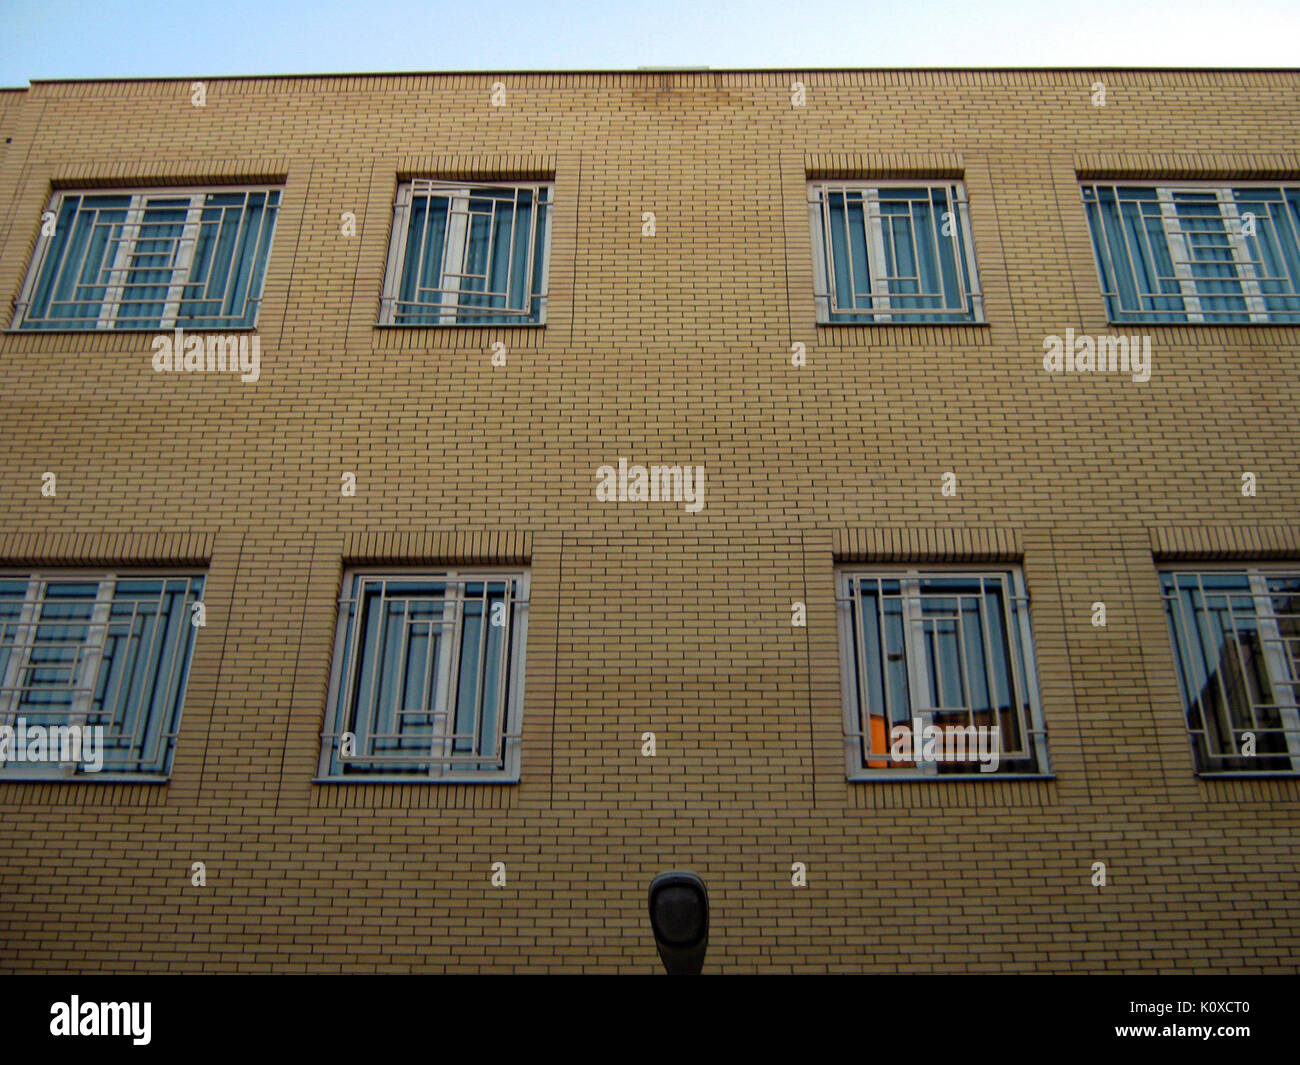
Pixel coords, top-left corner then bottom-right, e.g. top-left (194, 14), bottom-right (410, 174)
top-left (835, 568), bottom-right (1049, 779)
top-left (319, 570), bottom-right (530, 781)
top-left (1161, 567), bottom-right (1300, 775)
top-left (12, 187), bottom-right (280, 331)
top-left (0, 573), bottom-right (205, 778)
top-left (379, 180), bottom-right (552, 326)
top-left (1082, 183), bottom-right (1300, 324)
top-left (809, 181), bottom-right (983, 324)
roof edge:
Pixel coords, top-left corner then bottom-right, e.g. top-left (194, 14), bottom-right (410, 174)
top-left (14, 64), bottom-right (1299, 88)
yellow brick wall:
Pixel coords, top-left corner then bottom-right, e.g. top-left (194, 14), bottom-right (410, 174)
top-left (0, 69), bottom-right (1297, 972)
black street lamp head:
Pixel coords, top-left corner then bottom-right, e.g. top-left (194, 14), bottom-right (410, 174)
top-left (648, 871), bottom-right (709, 975)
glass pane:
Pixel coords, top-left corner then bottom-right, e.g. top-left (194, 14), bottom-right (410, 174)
top-left (825, 189), bottom-right (872, 320)
top-left (1235, 187), bottom-right (1300, 322)
top-left (24, 195), bottom-right (131, 330)
top-left (116, 197), bottom-right (188, 329)
top-left (17, 581), bottom-right (99, 721)
top-left (1162, 571), bottom-right (1293, 772)
top-left (847, 572), bottom-right (1039, 775)
top-left (1173, 193), bottom-right (1249, 322)
top-left (1085, 186), bottom-right (1186, 322)
top-left (396, 194), bottom-right (449, 325)
top-left (178, 191), bottom-right (278, 328)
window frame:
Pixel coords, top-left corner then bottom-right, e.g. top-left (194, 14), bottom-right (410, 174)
top-left (0, 568), bottom-right (205, 781)
top-left (317, 567), bottom-right (530, 783)
top-left (1159, 561), bottom-right (1300, 777)
top-left (808, 179), bottom-right (985, 325)
top-left (835, 564), bottom-right (1050, 781)
top-left (10, 185), bottom-right (281, 333)
top-left (1081, 180), bottom-right (1300, 324)
top-left (377, 178), bottom-right (553, 327)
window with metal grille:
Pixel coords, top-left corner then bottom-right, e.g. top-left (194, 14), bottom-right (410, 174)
top-left (1082, 183), bottom-right (1300, 324)
top-left (808, 181), bottom-right (983, 324)
top-left (379, 180), bottom-right (552, 326)
top-left (0, 573), bottom-right (205, 779)
top-left (319, 570), bottom-right (529, 781)
top-left (836, 568), bottom-right (1049, 779)
top-left (1160, 567), bottom-right (1300, 775)
top-left (13, 187), bottom-right (280, 331)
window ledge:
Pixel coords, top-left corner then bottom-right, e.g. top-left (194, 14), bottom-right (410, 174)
top-left (4, 326), bottom-right (260, 335)
top-left (373, 322), bottom-right (545, 330)
top-left (0, 773), bottom-right (170, 783)
top-left (1104, 319), bottom-right (1300, 328)
top-left (817, 319), bottom-right (988, 327)
top-left (1196, 770), bottom-right (1300, 780)
top-left (846, 772), bottom-right (1055, 783)
top-left (312, 775), bottom-right (519, 785)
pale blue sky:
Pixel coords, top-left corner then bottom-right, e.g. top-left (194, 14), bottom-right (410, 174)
top-left (1, 0), bottom-right (1295, 87)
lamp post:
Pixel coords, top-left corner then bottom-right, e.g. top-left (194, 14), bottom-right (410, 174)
top-left (648, 871), bottom-right (709, 975)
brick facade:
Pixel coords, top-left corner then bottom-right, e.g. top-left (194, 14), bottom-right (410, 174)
top-left (0, 69), bottom-right (1297, 972)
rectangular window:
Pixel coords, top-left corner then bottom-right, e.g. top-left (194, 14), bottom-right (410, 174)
top-left (319, 570), bottom-right (529, 781)
top-left (836, 567), bottom-right (1049, 779)
top-left (379, 179), bottom-right (552, 326)
top-left (1161, 566), bottom-right (1300, 775)
top-left (1082, 182), bottom-right (1300, 324)
top-left (808, 180), bottom-right (983, 324)
top-left (0, 572), bottom-right (205, 779)
top-left (13, 187), bottom-right (280, 331)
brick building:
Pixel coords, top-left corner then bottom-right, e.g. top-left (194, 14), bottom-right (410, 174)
top-left (0, 68), bottom-right (1297, 973)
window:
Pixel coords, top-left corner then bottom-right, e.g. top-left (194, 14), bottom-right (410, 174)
top-left (1082, 183), bottom-right (1300, 324)
top-left (0, 572), bottom-right (205, 779)
top-left (319, 570), bottom-right (529, 781)
top-left (379, 179), bottom-right (552, 326)
top-left (808, 180), bottom-right (983, 324)
top-left (1161, 567), bottom-right (1300, 775)
top-left (13, 187), bottom-right (280, 331)
top-left (836, 567), bottom-right (1049, 779)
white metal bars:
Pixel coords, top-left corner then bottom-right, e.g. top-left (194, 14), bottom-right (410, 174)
top-left (1082, 183), bottom-right (1300, 323)
top-left (1161, 567), bottom-right (1300, 775)
top-left (320, 571), bottom-right (529, 780)
top-left (379, 180), bottom-right (552, 325)
top-left (809, 181), bottom-right (983, 323)
top-left (835, 569), bottom-right (1048, 777)
top-left (13, 188), bottom-right (280, 331)
top-left (0, 574), bottom-right (204, 777)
